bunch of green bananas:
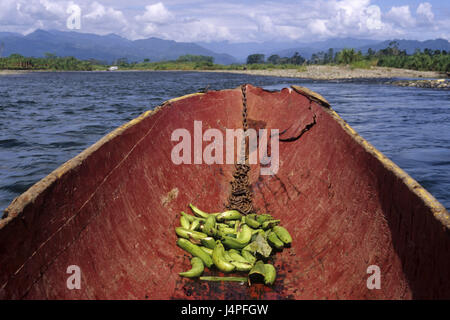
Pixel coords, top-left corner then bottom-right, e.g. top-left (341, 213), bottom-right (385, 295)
top-left (176, 203), bottom-right (292, 286)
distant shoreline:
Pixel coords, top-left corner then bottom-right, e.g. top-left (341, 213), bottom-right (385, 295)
top-left (1, 65), bottom-right (446, 80)
top-left (196, 65), bottom-right (445, 80)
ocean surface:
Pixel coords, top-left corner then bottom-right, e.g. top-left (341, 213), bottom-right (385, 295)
top-left (0, 71), bottom-right (449, 215)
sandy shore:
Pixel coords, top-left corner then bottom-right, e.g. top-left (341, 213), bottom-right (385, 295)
top-left (0, 70), bottom-right (31, 75)
top-left (1, 65), bottom-right (445, 79)
top-left (201, 65), bottom-right (444, 80)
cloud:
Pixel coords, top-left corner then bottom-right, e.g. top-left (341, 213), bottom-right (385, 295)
top-left (135, 2), bottom-right (174, 24)
top-left (385, 5), bottom-right (415, 28)
top-left (83, 1), bottom-right (128, 33)
top-left (131, 3), bottom-right (235, 42)
top-left (416, 2), bottom-right (434, 24)
top-left (250, 14), bottom-right (304, 40)
top-left (134, 17), bottom-right (233, 42)
top-left (282, 0), bottom-right (388, 40)
top-left (307, 19), bottom-right (331, 37)
top-left (132, 2), bottom-right (174, 39)
top-left (0, 0), bottom-right (68, 31)
top-left (0, 0), bottom-right (447, 42)
top-left (365, 5), bottom-right (383, 30)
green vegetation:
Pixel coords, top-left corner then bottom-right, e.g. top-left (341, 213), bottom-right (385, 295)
top-left (247, 52), bottom-right (305, 67)
top-left (116, 54), bottom-right (223, 70)
top-left (0, 53), bottom-right (97, 71)
top-left (305, 42), bottom-right (449, 72)
top-left (336, 48), bottom-right (363, 65)
top-left (0, 52), bottom-right (307, 72)
top-left (246, 54), bottom-right (265, 64)
top-left (267, 52), bottom-right (305, 65)
top-left (1, 42), bottom-right (448, 73)
top-left (376, 50), bottom-right (449, 72)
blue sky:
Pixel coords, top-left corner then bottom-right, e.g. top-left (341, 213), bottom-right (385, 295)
top-left (0, 0), bottom-right (448, 42)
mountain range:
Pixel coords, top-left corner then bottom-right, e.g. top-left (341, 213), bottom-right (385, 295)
top-left (0, 29), bottom-right (448, 64)
top-left (197, 38), bottom-right (382, 61)
top-left (0, 29), bottom-right (237, 64)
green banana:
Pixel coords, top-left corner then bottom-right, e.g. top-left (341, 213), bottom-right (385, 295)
top-left (225, 220), bottom-right (237, 227)
top-left (175, 227), bottom-right (208, 241)
top-left (216, 226), bottom-right (237, 239)
top-left (219, 231), bottom-right (238, 239)
top-left (272, 226), bottom-right (292, 245)
top-left (231, 261), bottom-right (253, 272)
top-left (245, 216), bottom-right (261, 229)
top-left (177, 238), bottom-right (213, 268)
top-left (228, 249), bottom-right (249, 263)
top-left (189, 203), bottom-right (219, 219)
top-left (222, 224), bottom-right (252, 249)
top-left (256, 214), bottom-right (274, 224)
top-left (180, 211), bottom-right (194, 222)
top-left (199, 276), bottom-right (247, 282)
top-left (234, 220), bottom-right (241, 233)
top-left (212, 241), bottom-right (235, 273)
top-left (241, 250), bottom-right (257, 265)
top-left (181, 211), bottom-right (205, 223)
top-left (267, 231), bottom-right (284, 250)
top-left (223, 250), bottom-right (233, 262)
top-left (203, 215), bottom-right (216, 236)
top-left (261, 219), bottom-right (280, 230)
top-left (180, 216), bottom-right (191, 229)
top-left (222, 236), bottom-right (247, 249)
top-left (237, 224), bottom-right (252, 243)
top-left (248, 260), bottom-right (266, 284)
top-left (216, 210), bottom-right (242, 221)
top-left (179, 257), bottom-right (204, 278)
top-left (189, 219), bottom-right (200, 231)
top-left (200, 237), bottom-right (216, 249)
top-left (217, 225), bottom-right (236, 234)
top-left (264, 264), bottom-right (276, 285)
top-left (200, 246), bottom-right (213, 256)
top-left (216, 222), bottom-right (230, 228)
top-left (251, 228), bottom-right (266, 241)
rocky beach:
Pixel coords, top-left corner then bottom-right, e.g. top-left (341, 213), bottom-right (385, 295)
top-left (387, 79), bottom-right (449, 89)
top-left (203, 65), bottom-right (445, 81)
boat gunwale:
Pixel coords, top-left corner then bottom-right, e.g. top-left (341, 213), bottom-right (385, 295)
top-left (316, 95), bottom-right (450, 230)
top-left (0, 85), bottom-right (448, 232)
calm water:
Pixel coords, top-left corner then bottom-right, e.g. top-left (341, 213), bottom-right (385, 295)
top-left (0, 71), bottom-right (449, 215)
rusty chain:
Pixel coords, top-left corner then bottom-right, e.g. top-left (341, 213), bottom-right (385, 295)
top-left (225, 84), bottom-right (254, 215)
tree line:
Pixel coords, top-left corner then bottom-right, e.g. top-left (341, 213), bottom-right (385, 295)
top-left (245, 41), bottom-right (450, 72)
top-left (0, 53), bottom-right (220, 71)
top-left (113, 54), bottom-right (214, 68)
top-left (0, 53), bottom-right (95, 70)
top-left (247, 52), bottom-right (305, 65)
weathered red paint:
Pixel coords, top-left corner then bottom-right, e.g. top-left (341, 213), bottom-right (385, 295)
top-left (0, 85), bottom-right (449, 300)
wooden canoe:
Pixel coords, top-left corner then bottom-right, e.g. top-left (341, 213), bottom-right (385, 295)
top-left (0, 84), bottom-right (449, 300)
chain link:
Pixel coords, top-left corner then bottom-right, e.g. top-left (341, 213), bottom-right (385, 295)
top-left (242, 84), bottom-right (248, 132)
top-left (225, 84), bottom-right (253, 215)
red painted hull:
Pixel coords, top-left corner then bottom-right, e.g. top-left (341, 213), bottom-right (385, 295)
top-left (1, 85), bottom-right (449, 299)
